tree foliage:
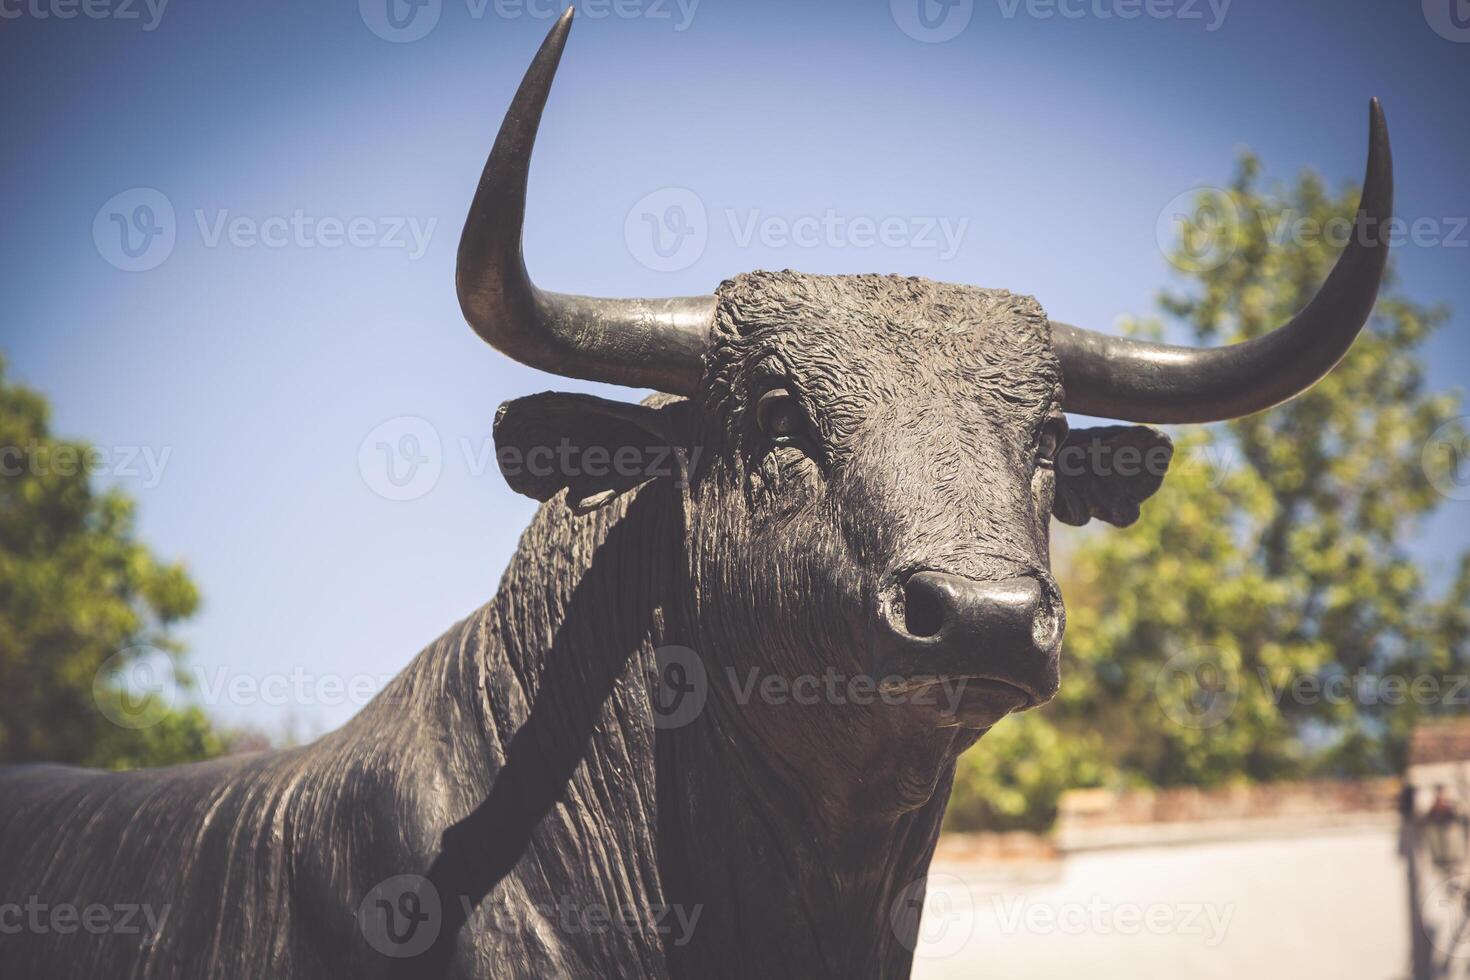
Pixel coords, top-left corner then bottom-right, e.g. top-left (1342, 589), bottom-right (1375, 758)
top-left (0, 356), bottom-right (224, 768)
top-left (949, 152), bottom-right (1470, 831)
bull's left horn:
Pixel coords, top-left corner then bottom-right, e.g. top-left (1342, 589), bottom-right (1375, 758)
top-left (457, 7), bottom-right (715, 395)
top-left (1053, 99), bottom-right (1393, 424)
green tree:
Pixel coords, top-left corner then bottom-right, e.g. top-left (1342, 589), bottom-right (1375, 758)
top-left (950, 151), bottom-right (1470, 828)
top-left (945, 711), bottom-right (1111, 833)
top-left (0, 355), bottom-right (224, 768)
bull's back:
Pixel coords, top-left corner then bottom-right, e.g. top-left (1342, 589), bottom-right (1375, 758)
top-left (0, 752), bottom-right (345, 978)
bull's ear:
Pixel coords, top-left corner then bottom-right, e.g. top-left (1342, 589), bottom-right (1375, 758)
top-left (493, 392), bottom-right (690, 514)
top-left (1052, 425), bottom-right (1173, 528)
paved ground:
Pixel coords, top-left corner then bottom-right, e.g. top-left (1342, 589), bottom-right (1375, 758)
top-left (913, 826), bottom-right (1410, 979)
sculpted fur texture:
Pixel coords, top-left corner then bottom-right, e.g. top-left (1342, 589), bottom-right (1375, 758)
top-left (0, 6), bottom-right (1394, 977)
top-left (0, 274), bottom-right (1166, 978)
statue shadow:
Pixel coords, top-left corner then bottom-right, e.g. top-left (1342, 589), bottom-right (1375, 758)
top-left (389, 492), bottom-right (661, 979)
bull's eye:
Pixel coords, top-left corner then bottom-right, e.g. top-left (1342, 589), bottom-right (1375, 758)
top-left (756, 387), bottom-right (806, 444)
top-left (1036, 418), bottom-right (1067, 468)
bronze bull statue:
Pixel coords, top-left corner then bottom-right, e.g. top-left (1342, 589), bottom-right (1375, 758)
top-left (0, 8), bottom-right (1391, 978)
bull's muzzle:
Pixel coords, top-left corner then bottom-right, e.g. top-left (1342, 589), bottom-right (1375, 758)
top-left (881, 571), bottom-right (1064, 720)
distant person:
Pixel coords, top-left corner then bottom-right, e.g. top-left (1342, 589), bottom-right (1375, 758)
top-left (1425, 785), bottom-right (1468, 875)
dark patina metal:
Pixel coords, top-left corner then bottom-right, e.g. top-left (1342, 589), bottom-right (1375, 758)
top-left (0, 8), bottom-right (1392, 979)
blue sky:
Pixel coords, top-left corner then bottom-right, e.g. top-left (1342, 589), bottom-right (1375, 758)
top-left (2, 0), bottom-right (1466, 734)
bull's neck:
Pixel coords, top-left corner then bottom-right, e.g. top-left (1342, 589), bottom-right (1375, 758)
top-left (464, 482), bottom-right (965, 979)
top-left (660, 729), bottom-right (959, 977)
top-left (654, 671), bottom-right (969, 979)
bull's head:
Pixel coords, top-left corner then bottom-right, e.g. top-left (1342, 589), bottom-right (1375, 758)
top-left (469, 12), bottom-right (1390, 759)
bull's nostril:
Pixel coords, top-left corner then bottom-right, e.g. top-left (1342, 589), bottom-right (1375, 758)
top-left (902, 580), bottom-right (947, 638)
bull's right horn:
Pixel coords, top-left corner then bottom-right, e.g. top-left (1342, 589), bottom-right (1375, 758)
top-left (1052, 99), bottom-right (1393, 424)
top-left (457, 7), bottom-right (715, 395)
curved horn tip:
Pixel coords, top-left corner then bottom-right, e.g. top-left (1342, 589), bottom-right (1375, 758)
top-left (526, 6), bottom-right (574, 63)
top-left (1366, 98), bottom-right (1391, 176)
top-left (1369, 97), bottom-right (1387, 147)
top-left (543, 5), bottom-right (575, 51)
top-left (1052, 99), bottom-right (1394, 425)
top-left (456, 0), bottom-right (714, 395)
